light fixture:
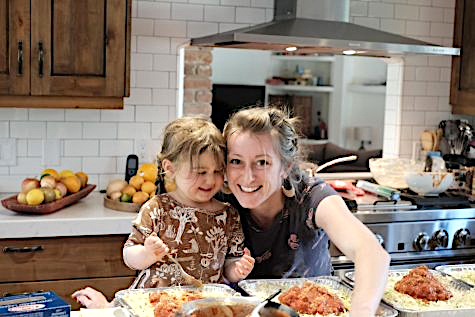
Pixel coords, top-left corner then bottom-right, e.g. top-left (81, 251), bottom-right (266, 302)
top-left (342, 50), bottom-right (356, 55)
top-left (285, 46), bottom-right (297, 52)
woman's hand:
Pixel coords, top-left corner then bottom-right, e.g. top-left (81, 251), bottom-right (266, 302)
top-left (225, 248), bottom-right (255, 282)
top-left (71, 287), bottom-right (113, 309)
top-left (144, 232), bottom-right (169, 260)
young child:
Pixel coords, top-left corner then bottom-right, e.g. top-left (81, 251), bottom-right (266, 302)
top-left (72, 117), bottom-right (254, 307)
top-left (123, 116), bottom-right (254, 288)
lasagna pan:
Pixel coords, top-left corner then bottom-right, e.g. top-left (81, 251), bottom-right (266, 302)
top-left (238, 276), bottom-right (397, 317)
top-left (115, 284), bottom-right (239, 317)
top-left (346, 269), bottom-right (475, 317)
top-left (435, 264), bottom-right (475, 287)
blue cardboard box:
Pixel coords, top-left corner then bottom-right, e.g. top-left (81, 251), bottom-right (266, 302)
top-left (0, 291), bottom-right (70, 317)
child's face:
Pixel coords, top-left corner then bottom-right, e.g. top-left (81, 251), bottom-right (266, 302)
top-left (173, 151), bottom-right (224, 204)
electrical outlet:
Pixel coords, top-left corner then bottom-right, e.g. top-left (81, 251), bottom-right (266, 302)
top-left (0, 139), bottom-right (16, 166)
top-left (135, 139), bottom-right (154, 163)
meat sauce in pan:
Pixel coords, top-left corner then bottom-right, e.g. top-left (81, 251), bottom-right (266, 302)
top-left (278, 281), bottom-right (347, 315)
top-left (395, 266), bottom-right (452, 302)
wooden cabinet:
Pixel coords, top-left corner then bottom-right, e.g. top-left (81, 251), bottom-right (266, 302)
top-left (450, 0), bottom-right (475, 115)
top-left (0, 235), bottom-right (136, 310)
top-left (0, 0), bottom-right (131, 109)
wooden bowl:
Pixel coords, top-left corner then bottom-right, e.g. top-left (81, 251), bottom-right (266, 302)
top-left (103, 196), bottom-right (141, 212)
top-left (1, 184), bottom-right (96, 215)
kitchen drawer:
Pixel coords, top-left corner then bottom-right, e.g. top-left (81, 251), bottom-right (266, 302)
top-left (0, 276), bottom-right (136, 310)
top-left (0, 235), bottom-right (135, 282)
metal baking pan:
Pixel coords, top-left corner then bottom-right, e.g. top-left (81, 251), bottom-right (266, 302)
top-left (238, 276), bottom-right (397, 317)
top-left (435, 264), bottom-right (475, 287)
top-left (115, 284), bottom-right (239, 317)
top-left (346, 268), bottom-right (475, 317)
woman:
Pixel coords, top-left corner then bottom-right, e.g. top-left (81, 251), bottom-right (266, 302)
top-left (222, 106), bottom-right (390, 316)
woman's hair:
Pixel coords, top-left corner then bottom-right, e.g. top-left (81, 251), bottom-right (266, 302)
top-left (157, 116), bottom-right (226, 191)
top-left (223, 106), bottom-right (306, 197)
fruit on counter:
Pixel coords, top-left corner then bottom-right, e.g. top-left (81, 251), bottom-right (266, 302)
top-left (55, 183), bottom-right (67, 197)
top-left (62, 176), bottom-right (81, 193)
top-left (41, 168), bottom-right (60, 181)
top-left (109, 191), bottom-right (122, 201)
top-left (132, 191), bottom-right (149, 205)
top-left (40, 175), bottom-right (56, 189)
top-left (106, 179), bottom-right (128, 196)
top-left (129, 175), bottom-right (144, 190)
top-left (17, 192), bottom-right (27, 204)
top-left (41, 188), bottom-right (56, 203)
top-left (120, 193), bottom-right (132, 203)
top-left (76, 172), bottom-right (88, 188)
top-left (21, 178), bottom-right (40, 193)
top-left (59, 169), bottom-right (75, 178)
top-left (26, 188), bottom-right (45, 205)
top-left (122, 185), bottom-right (137, 197)
top-left (137, 163), bottom-right (158, 183)
top-left (141, 181), bottom-right (157, 195)
top-left (15, 169), bottom-right (90, 205)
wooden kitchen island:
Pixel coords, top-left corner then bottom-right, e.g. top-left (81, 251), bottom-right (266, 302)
top-left (0, 192), bottom-right (137, 309)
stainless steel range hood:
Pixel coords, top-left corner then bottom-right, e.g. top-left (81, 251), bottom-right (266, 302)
top-left (190, 0), bottom-right (459, 57)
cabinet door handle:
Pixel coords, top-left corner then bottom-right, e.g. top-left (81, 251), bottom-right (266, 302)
top-left (3, 245), bottom-right (44, 253)
top-left (38, 42), bottom-right (44, 78)
top-left (17, 41), bottom-right (23, 75)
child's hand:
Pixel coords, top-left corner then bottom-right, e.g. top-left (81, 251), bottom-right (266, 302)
top-left (233, 248), bottom-right (255, 279)
top-left (144, 232), bottom-right (169, 260)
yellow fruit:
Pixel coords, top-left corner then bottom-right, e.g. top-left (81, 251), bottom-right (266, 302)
top-left (41, 188), bottom-right (56, 203)
top-left (132, 191), bottom-right (149, 205)
top-left (122, 185), bottom-right (137, 196)
top-left (137, 163), bottom-right (158, 183)
top-left (54, 189), bottom-right (62, 200)
top-left (26, 189), bottom-right (45, 205)
top-left (129, 175), bottom-right (145, 190)
top-left (141, 181), bottom-right (157, 195)
top-left (59, 169), bottom-right (75, 178)
top-left (41, 168), bottom-right (60, 181)
top-left (17, 192), bottom-right (27, 204)
top-left (62, 176), bottom-right (81, 193)
top-left (75, 172), bottom-right (88, 188)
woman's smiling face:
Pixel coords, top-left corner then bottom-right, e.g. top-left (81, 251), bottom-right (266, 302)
top-left (226, 131), bottom-right (285, 212)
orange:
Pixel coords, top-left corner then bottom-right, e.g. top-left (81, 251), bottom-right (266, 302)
top-left (132, 191), bottom-right (149, 205)
top-left (41, 168), bottom-right (60, 181)
top-left (141, 181), bottom-right (157, 195)
top-left (75, 172), bottom-right (88, 188)
top-left (62, 176), bottom-right (81, 193)
top-left (122, 185), bottom-right (137, 196)
top-left (129, 175), bottom-right (144, 190)
top-left (137, 163), bottom-right (158, 183)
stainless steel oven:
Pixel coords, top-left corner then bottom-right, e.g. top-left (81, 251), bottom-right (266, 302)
top-left (331, 191), bottom-right (475, 275)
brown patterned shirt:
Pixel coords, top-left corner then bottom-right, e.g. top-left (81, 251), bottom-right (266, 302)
top-left (124, 193), bottom-right (245, 288)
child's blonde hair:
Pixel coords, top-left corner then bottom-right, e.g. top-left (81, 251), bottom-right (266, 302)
top-left (157, 117), bottom-right (225, 191)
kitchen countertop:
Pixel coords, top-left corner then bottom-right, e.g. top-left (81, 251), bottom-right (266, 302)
top-left (0, 192), bottom-right (136, 239)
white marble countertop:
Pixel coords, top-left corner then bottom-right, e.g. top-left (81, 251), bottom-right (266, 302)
top-left (0, 192), bottom-right (136, 239)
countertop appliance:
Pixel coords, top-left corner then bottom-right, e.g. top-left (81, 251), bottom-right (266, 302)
top-left (332, 189), bottom-right (475, 273)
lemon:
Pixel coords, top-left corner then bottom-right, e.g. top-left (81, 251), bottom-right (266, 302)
top-left (26, 189), bottom-right (45, 205)
top-left (59, 169), bottom-right (75, 179)
top-left (141, 181), bottom-right (157, 195)
top-left (62, 176), bottom-right (81, 193)
top-left (132, 191), bottom-right (149, 205)
top-left (129, 175), bottom-right (145, 190)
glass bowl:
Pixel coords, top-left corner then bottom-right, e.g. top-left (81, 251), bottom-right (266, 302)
top-left (405, 171), bottom-right (454, 196)
top-left (369, 158), bottom-right (424, 189)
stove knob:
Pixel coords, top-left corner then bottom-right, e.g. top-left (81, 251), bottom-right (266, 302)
top-left (413, 233), bottom-right (429, 251)
top-left (430, 229), bottom-right (449, 249)
top-left (375, 234), bottom-right (385, 248)
top-left (453, 229), bottom-right (471, 248)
